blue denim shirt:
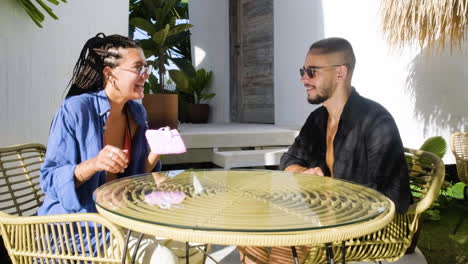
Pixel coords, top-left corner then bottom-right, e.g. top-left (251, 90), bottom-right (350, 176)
top-left (38, 89), bottom-right (161, 215)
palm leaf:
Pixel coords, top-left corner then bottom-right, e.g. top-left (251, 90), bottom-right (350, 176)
top-left (15, 0), bottom-right (66, 28)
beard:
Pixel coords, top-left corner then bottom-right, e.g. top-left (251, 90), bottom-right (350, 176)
top-left (307, 94), bottom-right (328, 104)
top-left (306, 81), bottom-right (334, 104)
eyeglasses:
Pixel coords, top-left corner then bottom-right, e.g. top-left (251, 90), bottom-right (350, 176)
top-left (299, 64), bottom-right (346, 79)
top-left (117, 65), bottom-right (153, 76)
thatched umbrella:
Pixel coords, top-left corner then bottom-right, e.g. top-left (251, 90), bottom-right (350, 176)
top-left (381, 0), bottom-right (468, 50)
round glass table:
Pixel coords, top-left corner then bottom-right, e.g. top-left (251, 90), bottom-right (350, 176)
top-left (94, 169), bottom-right (395, 248)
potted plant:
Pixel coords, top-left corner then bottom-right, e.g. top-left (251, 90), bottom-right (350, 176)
top-left (142, 74), bottom-right (179, 129)
top-left (129, 0), bottom-right (193, 129)
top-left (169, 66), bottom-right (215, 123)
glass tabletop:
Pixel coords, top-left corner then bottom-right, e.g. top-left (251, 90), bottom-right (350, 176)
top-left (94, 169), bottom-right (391, 233)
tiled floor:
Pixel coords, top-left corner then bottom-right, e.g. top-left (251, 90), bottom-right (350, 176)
top-left (205, 245), bottom-right (427, 264)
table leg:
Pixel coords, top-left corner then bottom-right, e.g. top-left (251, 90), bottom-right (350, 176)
top-left (122, 229), bottom-right (132, 264)
top-left (290, 246), bottom-right (299, 264)
top-left (186, 242), bottom-right (190, 264)
top-left (325, 243), bottom-right (335, 264)
top-left (186, 243), bottom-right (218, 264)
top-left (131, 233), bottom-right (145, 264)
top-left (341, 241), bottom-right (346, 264)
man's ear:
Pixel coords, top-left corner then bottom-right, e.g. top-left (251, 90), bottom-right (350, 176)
top-left (336, 65), bottom-right (348, 80)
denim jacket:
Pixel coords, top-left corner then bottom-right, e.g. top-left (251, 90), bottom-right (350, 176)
top-left (38, 89), bottom-right (161, 215)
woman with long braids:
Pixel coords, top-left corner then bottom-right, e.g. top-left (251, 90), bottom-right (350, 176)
top-left (39, 33), bottom-right (160, 216)
top-left (38, 33), bottom-right (206, 264)
top-left (36, 33), bottom-right (166, 262)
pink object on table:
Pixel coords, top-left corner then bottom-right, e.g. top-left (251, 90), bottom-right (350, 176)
top-left (144, 191), bottom-right (186, 209)
top-left (145, 127), bottom-right (187, 154)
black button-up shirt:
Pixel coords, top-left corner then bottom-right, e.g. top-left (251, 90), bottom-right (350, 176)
top-left (280, 89), bottom-right (411, 213)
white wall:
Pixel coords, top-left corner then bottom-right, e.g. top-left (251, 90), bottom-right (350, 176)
top-left (189, 0), bottom-right (466, 163)
top-left (273, 0), bottom-right (466, 163)
top-left (188, 0), bottom-right (230, 123)
top-left (0, 0), bottom-right (129, 146)
top-left (274, 0), bottom-right (324, 127)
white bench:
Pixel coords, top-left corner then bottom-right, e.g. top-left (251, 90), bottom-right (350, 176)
top-left (160, 123), bottom-right (299, 168)
top-left (212, 147), bottom-right (289, 169)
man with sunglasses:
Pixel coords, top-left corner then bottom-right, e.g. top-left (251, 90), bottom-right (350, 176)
top-left (239, 38), bottom-right (412, 264)
top-left (280, 37), bottom-right (411, 214)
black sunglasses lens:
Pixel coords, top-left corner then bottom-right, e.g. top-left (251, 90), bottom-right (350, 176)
top-left (307, 68), bottom-right (315, 78)
top-left (300, 68), bottom-right (314, 78)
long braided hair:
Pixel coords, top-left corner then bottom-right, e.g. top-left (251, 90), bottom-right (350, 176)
top-left (65, 33), bottom-right (140, 98)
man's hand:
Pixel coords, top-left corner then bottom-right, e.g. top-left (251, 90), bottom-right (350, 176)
top-left (284, 164), bottom-right (324, 176)
top-left (303, 167), bottom-right (324, 176)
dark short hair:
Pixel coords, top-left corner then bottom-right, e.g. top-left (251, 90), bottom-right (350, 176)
top-left (309, 37), bottom-right (356, 73)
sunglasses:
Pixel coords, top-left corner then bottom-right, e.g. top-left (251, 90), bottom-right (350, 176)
top-left (300, 64), bottom-right (345, 78)
top-left (117, 65), bottom-right (153, 76)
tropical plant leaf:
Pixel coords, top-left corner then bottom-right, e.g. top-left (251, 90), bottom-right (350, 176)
top-left (130, 17), bottom-right (156, 36)
top-left (446, 182), bottom-right (467, 199)
top-left (129, 0), bottom-right (192, 93)
top-left (171, 58), bottom-right (196, 77)
top-left (45, 0), bottom-right (61, 4)
top-left (168, 24), bottom-right (192, 36)
top-left (160, 0), bottom-right (178, 23)
top-left (152, 24), bottom-right (170, 46)
top-left (169, 69), bottom-right (190, 93)
top-left (15, 0), bottom-right (65, 28)
top-left (36, 0), bottom-right (58, 19)
top-left (201, 93), bottom-right (216, 101)
top-left (420, 136), bottom-right (447, 158)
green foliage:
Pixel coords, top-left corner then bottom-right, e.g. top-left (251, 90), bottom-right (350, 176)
top-left (129, 0), bottom-right (193, 93)
top-left (169, 65), bottom-right (215, 104)
top-left (144, 73), bottom-right (176, 94)
top-left (420, 136), bottom-right (447, 159)
top-left (415, 136), bottom-right (467, 221)
top-left (15, 0), bottom-right (67, 28)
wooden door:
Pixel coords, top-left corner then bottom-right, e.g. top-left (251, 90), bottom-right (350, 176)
top-left (230, 0), bottom-right (274, 123)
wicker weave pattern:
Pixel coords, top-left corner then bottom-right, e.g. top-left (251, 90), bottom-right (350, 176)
top-left (304, 148), bottom-right (445, 263)
top-left (0, 144), bottom-right (46, 216)
top-left (0, 212), bottom-right (126, 264)
top-left (96, 170), bottom-right (395, 246)
top-left (451, 132), bottom-right (468, 184)
top-left (0, 143), bottom-right (128, 263)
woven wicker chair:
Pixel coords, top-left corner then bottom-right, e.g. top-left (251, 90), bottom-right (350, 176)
top-left (303, 147), bottom-right (445, 264)
top-left (451, 132), bottom-right (468, 185)
top-left (0, 143), bottom-right (46, 216)
top-left (451, 132), bottom-right (468, 234)
top-left (0, 144), bottom-right (128, 263)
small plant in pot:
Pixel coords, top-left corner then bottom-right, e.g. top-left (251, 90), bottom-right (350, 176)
top-left (169, 66), bottom-right (215, 123)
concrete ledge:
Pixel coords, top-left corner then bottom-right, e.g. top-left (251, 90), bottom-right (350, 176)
top-left (212, 148), bottom-right (288, 169)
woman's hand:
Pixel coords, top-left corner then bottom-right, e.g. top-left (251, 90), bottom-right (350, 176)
top-left (145, 152), bottom-right (160, 172)
top-left (92, 145), bottom-right (129, 174)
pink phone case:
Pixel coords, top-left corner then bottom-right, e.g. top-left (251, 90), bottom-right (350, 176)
top-left (146, 127), bottom-right (187, 154)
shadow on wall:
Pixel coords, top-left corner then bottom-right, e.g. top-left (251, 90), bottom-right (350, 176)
top-left (406, 44), bottom-right (468, 136)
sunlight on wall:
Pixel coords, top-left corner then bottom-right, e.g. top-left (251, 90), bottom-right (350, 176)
top-left (274, 0), bottom-right (463, 163)
top-left (194, 46), bottom-right (206, 68)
